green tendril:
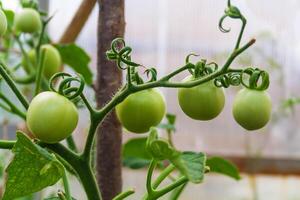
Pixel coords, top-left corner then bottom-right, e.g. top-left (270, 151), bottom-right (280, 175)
top-left (49, 72), bottom-right (85, 100)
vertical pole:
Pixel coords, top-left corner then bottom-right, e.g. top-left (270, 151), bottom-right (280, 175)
top-left (95, 0), bottom-right (125, 199)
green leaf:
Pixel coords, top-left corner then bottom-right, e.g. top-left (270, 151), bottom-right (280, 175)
top-left (123, 137), bottom-right (151, 160)
top-left (123, 157), bottom-right (151, 169)
top-left (146, 128), bottom-right (180, 161)
top-left (55, 44), bottom-right (93, 85)
top-left (2, 132), bottom-right (64, 200)
top-left (122, 137), bottom-right (151, 169)
top-left (206, 157), bottom-right (241, 180)
top-left (171, 151), bottom-right (206, 184)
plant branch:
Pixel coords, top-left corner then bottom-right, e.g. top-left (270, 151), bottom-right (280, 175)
top-left (62, 167), bottom-right (72, 200)
top-left (146, 160), bottom-right (157, 195)
top-left (0, 140), bottom-right (15, 149)
top-left (0, 93), bottom-right (26, 119)
top-left (66, 136), bottom-right (78, 153)
top-left (112, 189), bottom-right (135, 200)
top-left (155, 176), bottom-right (188, 198)
top-left (0, 62), bottom-right (29, 109)
top-left (40, 142), bottom-right (102, 200)
top-left (152, 164), bottom-right (175, 189)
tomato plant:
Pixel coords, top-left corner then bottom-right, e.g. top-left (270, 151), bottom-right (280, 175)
top-left (0, 0), bottom-right (272, 200)
top-left (116, 89), bottom-right (166, 133)
top-left (26, 91), bottom-right (78, 143)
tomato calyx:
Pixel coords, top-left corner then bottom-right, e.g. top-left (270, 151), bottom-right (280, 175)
top-left (185, 54), bottom-right (219, 79)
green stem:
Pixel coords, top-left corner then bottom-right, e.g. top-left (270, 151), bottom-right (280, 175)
top-left (146, 160), bottom-right (157, 195)
top-left (155, 176), bottom-right (188, 199)
top-left (81, 119), bottom-right (98, 162)
top-left (168, 182), bottom-right (188, 200)
top-left (62, 168), bottom-right (72, 200)
top-left (153, 165), bottom-right (175, 189)
top-left (75, 160), bottom-right (102, 200)
top-left (0, 93), bottom-right (26, 119)
top-left (160, 63), bottom-right (194, 81)
top-left (0, 63), bottom-right (29, 109)
top-left (66, 136), bottom-right (78, 153)
top-left (58, 192), bottom-right (67, 200)
top-left (0, 140), bottom-right (15, 149)
top-left (41, 142), bottom-right (102, 200)
top-left (34, 48), bottom-right (46, 95)
top-left (234, 17), bottom-right (247, 50)
top-left (222, 38), bottom-right (255, 71)
top-left (14, 35), bottom-right (35, 74)
top-left (113, 189), bottom-right (135, 200)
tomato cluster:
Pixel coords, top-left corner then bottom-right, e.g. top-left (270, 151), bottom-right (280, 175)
top-left (117, 75), bottom-right (271, 134)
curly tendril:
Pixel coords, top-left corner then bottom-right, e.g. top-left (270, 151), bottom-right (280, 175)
top-left (49, 72), bottom-right (85, 100)
top-left (144, 68), bottom-right (158, 82)
top-left (214, 68), bottom-right (269, 91)
top-left (106, 38), bottom-right (140, 70)
top-left (219, 0), bottom-right (245, 33)
top-left (214, 72), bottom-right (241, 88)
top-left (241, 68), bottom-right (270, 90)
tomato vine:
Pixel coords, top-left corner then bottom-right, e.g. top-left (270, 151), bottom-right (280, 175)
top-left (0, 0), bottom-right (271, 199)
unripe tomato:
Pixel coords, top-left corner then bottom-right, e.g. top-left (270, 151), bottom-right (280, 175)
top-left (14, 8), bottom-right (41, 33)
top-left (178, 76), bottom-right (225, 120)
top-left (26, 91), bottom-right (78, 143)
top-left (116, 89), bottom-right (166, 133)
top-left (0, 9), bottom-right (7, 36)
top-left (232, 88), bottom-right (272, 130)
top-left (22, 44), bottom-right (61, 79)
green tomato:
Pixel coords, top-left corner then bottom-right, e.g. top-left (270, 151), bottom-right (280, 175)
top-left (178, 76), bottom-right (225, 120)
top-left (22, 44), bottom-right (61, 79)
top-left (26, 91), bottom-right (78, 143)
top-left (14, 8), bottom-right (41, 33)
top-left (0, 9), bottom-right (7, 36)
top-left (232, 88), bottom-right (272, 130)
top-left (116, 89), bottom-right (166, 133)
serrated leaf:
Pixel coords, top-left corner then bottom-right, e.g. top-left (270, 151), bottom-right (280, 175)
top-left (2, 132), bottom-right (64, 200)
top-left (206, 157), bottom-right (241, 180)
top-left (171, 151), bottom-right (206, 184)
top-left (55, 44), bottom-right (93, 85)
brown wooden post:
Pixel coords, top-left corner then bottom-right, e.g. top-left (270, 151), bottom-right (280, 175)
top-left (95, 0), bottom-right (125, 199)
